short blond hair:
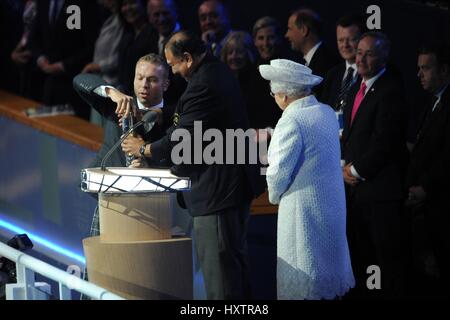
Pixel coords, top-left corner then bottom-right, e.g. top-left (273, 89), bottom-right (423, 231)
top-left (252, 16), bottom-right (280, 38)
top-left (220, 31), bottom-right (257, 66)
top-left (137, 53), bottom-right (169, 79)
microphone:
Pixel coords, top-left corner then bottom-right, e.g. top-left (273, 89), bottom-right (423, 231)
top-left (100, 111), bottom-right (158, 171)
top-left (122, 115), bottom-right (134, 166)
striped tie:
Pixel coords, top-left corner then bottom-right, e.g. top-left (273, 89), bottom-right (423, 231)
top-left (337, 67), bottom-right (355, 109)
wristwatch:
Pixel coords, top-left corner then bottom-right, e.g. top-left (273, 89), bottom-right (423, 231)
top-left (139, 143), bottom-right (147, 157)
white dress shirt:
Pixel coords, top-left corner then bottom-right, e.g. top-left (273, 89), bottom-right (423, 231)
top-left (343, 61), bottom-right (357, 81)
top-left (432, 81), bottom-right (450, 112)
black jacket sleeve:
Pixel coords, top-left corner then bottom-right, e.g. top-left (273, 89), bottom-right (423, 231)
top-left (353, 86), bottom-right (407, 179)
top-left (73, 73), bottom-right (115, 118)
top-left (151, 83), bottom-right (221, 175)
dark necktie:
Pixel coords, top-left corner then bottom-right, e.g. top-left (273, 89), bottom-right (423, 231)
top-left (417, 95), bottom-right (439, 141)
top-left (337, 67), bottom-right (355, 109)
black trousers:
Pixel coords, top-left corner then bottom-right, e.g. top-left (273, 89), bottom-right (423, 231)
top-left (346, 197), bottom-right (407, 299)
top-left (425, 201), bottom-right (450, 296)
top-left (404, 201), bottom-right (450, 298)
top-left (193, 202), bottom-right (252, 300)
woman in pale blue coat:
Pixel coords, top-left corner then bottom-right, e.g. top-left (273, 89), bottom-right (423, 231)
top-left (259, 59), bottom-right (354, 300)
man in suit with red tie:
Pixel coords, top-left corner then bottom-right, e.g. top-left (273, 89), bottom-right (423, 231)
top-left (341, 32), bottom-right (409, 299)
top-left (406, 44), bottom-right (450, 298)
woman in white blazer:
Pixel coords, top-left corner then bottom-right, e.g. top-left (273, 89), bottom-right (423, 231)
top-left (259, 59), bottom-right (355, 300)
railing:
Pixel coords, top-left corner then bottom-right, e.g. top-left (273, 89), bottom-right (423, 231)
top-left (0, 242), bottom-right (124, 300)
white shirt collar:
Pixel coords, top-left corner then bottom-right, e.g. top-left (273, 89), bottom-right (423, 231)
top-left (362, 67), bottom-right (386, 94)
top-left (137, 99), bottom-right (164, 110)
top-left (435, 80), bottom-right (450, 100)
top-left (303, 41), bottom-right (322, 66)
top-left (432, 80), bottom-right (450, 111)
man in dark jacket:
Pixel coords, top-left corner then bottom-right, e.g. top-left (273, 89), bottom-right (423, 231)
top-left (321, 14), bottom-right (365, 111)
top-left (406, 44), bottom-right (450, 298)
top-left (74, 54), bottom-right (174, 237)
top-left (126, 30), bottom-right (264, 299)
top-left (30, 0), bottom-right (100, 119)
top-left (341, 32), bottom-right (409, 299)
top-left (285, 8), bottom-right (339, 96)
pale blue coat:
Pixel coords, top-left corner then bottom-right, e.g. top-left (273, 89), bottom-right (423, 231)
top-left (266, 95), bottom-right (355, 300)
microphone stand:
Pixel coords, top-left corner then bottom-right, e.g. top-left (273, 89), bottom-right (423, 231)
top-left (100, 111), bottom-right (157, 171)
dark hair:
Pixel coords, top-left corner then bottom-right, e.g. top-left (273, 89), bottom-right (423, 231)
top-left (292, 8), bottom-right (322, 38)
top-left (166, 30), bottom-right (207, 58)
top-left (121, 0), bottom-right (148, 20)
top-left (359, 31), bottom-right (391, 60)
top-left (418, 43), bottom-right (450, 67)
top-left (336, 14), bottom-right (366, 34)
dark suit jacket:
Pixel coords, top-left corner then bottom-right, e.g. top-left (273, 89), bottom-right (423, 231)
top-left (73, 73), bottom-right (175, 168)
top-left (117, 24), bottom-right (159, 95)
top-left (321, 63), bottom-right (402, 110)
top-left (308, 43), bottom-right (339, 97)
top-left (406, 85), bottom-right (450, 203)
top-left (30, 0), bottom-right (100, 78)
top-left (238, 65), bottom-right (282, 129)
top-left (321, 62), bottom-right (346, 109)
top-left (341, 69), bottom-right (408, 203)
top-left (164, 72), bottom-right (187, 107)
top-left (151, 54), bottom-right (265, 216)
top-left (29, 0), bottom-right (100, 116)
top-left (320, 62), bottom-right (361, 111)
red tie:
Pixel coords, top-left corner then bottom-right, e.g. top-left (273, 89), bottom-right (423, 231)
top-left (351, 82), bottom-right (367, 124)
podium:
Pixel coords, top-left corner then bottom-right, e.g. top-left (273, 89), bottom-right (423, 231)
top-left (81, 167), bottom-right (192, 300)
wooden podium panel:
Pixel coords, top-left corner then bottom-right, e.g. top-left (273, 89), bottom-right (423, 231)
top-left (99, 193), bottom-right (173, 242)
top-left (81, 168), bottom-right (193, 300)
top-left (83, 236), bottom-right (193, 300)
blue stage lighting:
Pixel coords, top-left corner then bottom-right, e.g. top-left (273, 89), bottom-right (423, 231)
top-left (0, 218), bottom-right (85, 264)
